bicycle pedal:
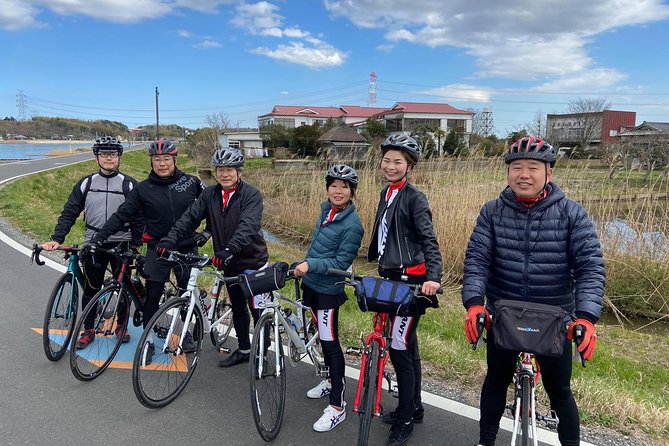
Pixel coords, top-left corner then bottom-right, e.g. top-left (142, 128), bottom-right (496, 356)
top-left (345, 347), bottom-right (362, 357)
top-left (218, 346), bottom-right (231, 354)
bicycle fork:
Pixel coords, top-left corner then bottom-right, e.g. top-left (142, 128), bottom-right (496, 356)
top-left (350, 339), bottom-right (387, 417)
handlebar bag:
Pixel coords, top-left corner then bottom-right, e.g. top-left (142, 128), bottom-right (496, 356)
top-left (492, 299), bottom-right (568, 357)
top-left (239, 262), bottom-right (289, 302)
top-left (354, 277), bottom-right (415, 316)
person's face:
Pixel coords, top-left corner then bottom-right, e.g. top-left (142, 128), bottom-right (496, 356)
top-left (327, 179), bottom-right (352, 207)
top-left (216, 166), bottom-right (239, 189)
top-left (380, 149), bottom-right (410, 183)
top-left (151, 155), bottom-right (176, 178)
top-left (507, 159), bottom-right (552, 198)
top-left (96, 151), bottom-right (120, 172)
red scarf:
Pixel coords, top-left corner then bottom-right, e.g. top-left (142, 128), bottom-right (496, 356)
top-left (221, 183), bottom-right (238, 210)
top-left (385, 179), bottom-right (407, 202)
top-left (322, 203), bottom-right (347, 227)
top-left (514, 188), bottom-right (548, 208)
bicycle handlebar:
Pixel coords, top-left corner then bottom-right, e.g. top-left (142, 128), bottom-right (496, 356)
top-left (472, 312), bottom-right (487, 350)
top-left (31, 243), bottom-right (84, 266)
top-left (325, 268), bottom-right (443, 295)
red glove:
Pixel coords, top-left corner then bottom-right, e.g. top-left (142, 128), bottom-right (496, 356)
top-left (464, 305), bottom-right (490, 345)
top-left (568, 318), bottom-right (597, 361)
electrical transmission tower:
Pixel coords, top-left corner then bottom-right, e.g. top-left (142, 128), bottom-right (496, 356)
top-left (481, 107), bottom-right (494, 136)
top-left (16, 90), bottom-right (28, 121)
top-left (368, 71), bottom-right (377, 107)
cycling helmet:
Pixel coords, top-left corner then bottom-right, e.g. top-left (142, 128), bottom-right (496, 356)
top-left (92, 136), bottom-right (123, 156)
top-left (505, 137), bottom-right (556, 167)
top-left (381, 134), bottom-right (420, 163)
top-left (326, 164), bottom-right (359, 188)
top-left (211, 147), bottom-right (245, 168)
top-left (148, 138), bottom-right (177, 156)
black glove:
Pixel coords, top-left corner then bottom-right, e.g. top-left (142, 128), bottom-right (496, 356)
top-left (83, 238), bottom-right (102, 254)
top-left (212, 248), bottom-right (233, 270)
top-left (193, 230), bottom-right (211, 248)
top-left (155, 240), bottom-right (176, 258)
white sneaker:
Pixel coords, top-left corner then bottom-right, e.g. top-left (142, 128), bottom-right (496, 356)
top-left (307, 379), bottom-right (332, 399)
top-left (313, 403), bottom-right (346, 432)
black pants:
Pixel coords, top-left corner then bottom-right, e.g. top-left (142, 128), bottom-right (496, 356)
top-left (227, 281), bottom-right (261, 351)
top-left (313, 307), bottom-right (346, 407)
top-left (142, 248), bottom-right (193, 328)
top-left (479, 332), bottom-right (580, 446)
top-left (81, 242), bottom-right (126, 329)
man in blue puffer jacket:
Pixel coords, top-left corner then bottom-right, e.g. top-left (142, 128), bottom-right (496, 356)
top-left (462, 136), bottom-right (605, 446)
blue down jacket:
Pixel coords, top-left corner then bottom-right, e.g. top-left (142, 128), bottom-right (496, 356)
top-left (462, 183), bottom-right (605, 322)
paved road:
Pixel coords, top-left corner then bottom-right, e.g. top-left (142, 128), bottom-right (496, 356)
top-left (0, 153), bottom-right (574, 445)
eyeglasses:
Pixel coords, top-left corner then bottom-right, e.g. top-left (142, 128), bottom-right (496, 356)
top-left (98, 152), bottom-right (119, 158)
top-left (152, 156), bottom-right (173, 164)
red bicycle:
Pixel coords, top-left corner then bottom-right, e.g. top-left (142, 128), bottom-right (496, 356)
top-left (327, 268), bottom-right (441, 446)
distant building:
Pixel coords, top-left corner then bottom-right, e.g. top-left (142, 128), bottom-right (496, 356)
top-left (318, 124), bottom-right (370, 161)
top-left (258, 105), bottom-right (387, 128)
top-left (219, 131), bottom-right (266, 157)
top-left (546, 110), bottom-right (636, 147)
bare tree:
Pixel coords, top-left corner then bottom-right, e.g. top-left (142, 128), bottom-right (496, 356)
top-left (526, 111), bottom-right (546, 139)
top-left (566, 97), bottom-right (611, 151)
top-left (187, 112), bottom-right (232, 167)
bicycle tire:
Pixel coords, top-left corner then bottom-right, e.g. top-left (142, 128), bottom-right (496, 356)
top-left (249, 311), bottom-right (286, 442)
top-left (43, 273), bottom-right (78, 361)
top-left (521, 376), bottom-right (531, 446)
top-left (357, 340), bottom-right (379, 446)
top-left (69, 284), bottom-right (128, 381)
top-left (210, 296), bottom-right (233, 348)
top-left (132, 297), bottom-right (203, 408)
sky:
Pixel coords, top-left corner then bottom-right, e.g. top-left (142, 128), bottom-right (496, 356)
top-left (1, 0), bottom-right (669, 135)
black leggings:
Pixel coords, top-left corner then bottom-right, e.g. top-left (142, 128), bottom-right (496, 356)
top-left (388, 315), bottom-right (422, 422)
top-left (143, 271), bottom-right (190, 329)
top-left (227, 281), bottom-right (261, 352)
top-left (479, 332), bottom-right (580, 446)
top-left (81, 242), bottom-right (125, 329)
top-left (314, 307), bottom-right (346, 407)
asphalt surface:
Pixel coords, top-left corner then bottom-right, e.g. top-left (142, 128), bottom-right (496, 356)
top-left (0, 152), bottom-right (570, 446)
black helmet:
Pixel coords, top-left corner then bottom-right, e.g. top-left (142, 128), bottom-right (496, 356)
top-left (211, 147), bottom-right (245, 168)
top-left (93, 136), bottom-right (123, 156)
top-left (381, 134), bottom-right (420, 163)
top-left (505, 136), bottom-right (556, 167)
top-left (148, 138), bottom-right (177, 156)
top-left (326, 164), bottom-right (359, 189)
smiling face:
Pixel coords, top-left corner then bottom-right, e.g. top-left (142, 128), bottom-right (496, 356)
top-left (96, 151), bottom-right (120, 173)
top-left (215, 166), bottom-right (240, 189)
top-left (151, 155), bottom-right (176, 178)
top-left (507, 159), bottom-right (552, 198)
top-left (327, 179), bottom-right (352, 207)
top-left (380, 149), bottom-right (411, 184)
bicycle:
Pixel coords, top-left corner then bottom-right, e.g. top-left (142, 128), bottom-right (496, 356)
top-left (32, 244), bottom-right (86, 362)
top-left (326, 268), bottom-right (442, 446)
top-left (471, 316), bottom-right (587, 446)
top-left (131, 251), bottom-right (237, 409)
top-left (248, 265), bottom-right (325, 442)
top-left (68, 246), bottom-right (153, 381)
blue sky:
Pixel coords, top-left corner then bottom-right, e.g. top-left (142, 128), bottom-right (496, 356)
top-left (1, 0), bottom-right (669, 135)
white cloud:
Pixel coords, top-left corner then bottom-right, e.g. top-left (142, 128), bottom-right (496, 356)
top-left (177, 29), bottom-right (192, 38)
top-left (0, 0), bottom-right (41, 30)
top-left (531, 68), bottom-right (627, 93)
top-left (376, 43), bottom-right (394, 52)
top-left (280, 91), bottom-right (289, 95)
top-left (194, 39), bottom-right (222, 49)
top-left (419, 83), bottom-right (492, 103)
top-left (251, 41), bottom-right (347, 68)
top-left (231, 1), bottom-right (283, 34)
top-left (325, 0), bottom-right (669, 80)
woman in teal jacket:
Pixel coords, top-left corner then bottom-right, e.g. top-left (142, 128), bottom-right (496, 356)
top-left (294, 164), bottom-right (364, 433)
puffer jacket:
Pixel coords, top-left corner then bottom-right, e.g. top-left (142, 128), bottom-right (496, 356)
top-left (462, 182), bottom-right (605, 322)
top-left (302, 201), bottom-right (364, 295)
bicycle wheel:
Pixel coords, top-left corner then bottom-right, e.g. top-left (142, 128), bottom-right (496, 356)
top-left (249, 312), bottom-right (286, 442)
top-left (69, 284), bottom-right (128, 381)
top-left (43, 273), bottom-right (78, 361)
top-left (210, 296), bottom-right (233, 348)
top-left (520, 376), bottom-right (531, 446)
top-left (357, 340), bottom-right (379, 446)
top-left (132, 297), bottom-right (204, 408)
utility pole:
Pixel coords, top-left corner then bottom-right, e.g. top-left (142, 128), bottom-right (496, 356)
top-left (155, 87), bottom-right (160, 139)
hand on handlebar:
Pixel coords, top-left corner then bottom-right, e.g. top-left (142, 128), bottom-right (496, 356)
top-left (293, 261), bottom-right (308, 277)
top-left (465, 305), bottom-right (490, 347)
top-left (568, 318), bottom-right (597, 363)
top-left (421, 280), bottom-right (440, 296)
top-left (41, 241), bottom-right (60, 251)
top-left (155, 240), bottom-right (175, 258)
top-left (212, 248), bottom-right (233, 270)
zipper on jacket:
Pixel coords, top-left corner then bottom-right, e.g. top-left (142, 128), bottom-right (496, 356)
top-left (523, 209), bottom-right (531, 301)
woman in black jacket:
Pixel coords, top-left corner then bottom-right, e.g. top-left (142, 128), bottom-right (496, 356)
top-left (156, 147), bottom-right (269, 368)
top-left (367, 134), bottom-right (442, 446)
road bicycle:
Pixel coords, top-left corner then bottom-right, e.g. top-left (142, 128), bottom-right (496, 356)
top-left (472, 316), bottom-right (587, 446)
top-left (132, 251), bottom-right (237, 409)
top-left (32, 244), bottom-right (86, 362)
top-left (326, 268), bottom-right (442, 446)
top-left (68, 246), bottom-right (158, 381)
top-left (248, 266), bottom-right (325, 442)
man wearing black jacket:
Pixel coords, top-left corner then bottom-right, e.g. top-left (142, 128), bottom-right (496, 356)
top-left (157, 147), bottom-right (269, 367)
top-left (91, 139), bottom-right (206, 361)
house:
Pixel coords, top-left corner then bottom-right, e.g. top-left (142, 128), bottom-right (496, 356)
top-left (617, 122), bottom-right (669, 167)
top-left (258, 105), bottom-right (387, 128)
top-left (373, 102), bottom-right (474, 135)
top-left (219, 131), bottom-right (267, 157)
top-left (546, 110), bottom-right (636, 147)
top-left (317, 124), bottom-right (370, 161)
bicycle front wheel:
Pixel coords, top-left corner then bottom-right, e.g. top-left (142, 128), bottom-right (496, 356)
top-left (357, 340), bottom-right (379, 446)
top-left (132, 297), bottom-right (204, 408)
top-left (43, 273), bottom-right (78, 361)
top-left (520, 376), bottom-right (531, 446)
top-left (249, 311), bottom-right (286, 442)
top-left (69, 284), bottom-right (129, 381)
top-left (210, 296), bottom-right (233, 348)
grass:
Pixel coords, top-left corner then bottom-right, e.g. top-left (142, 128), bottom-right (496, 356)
top-left (1, 152), bottom-right (668, 443)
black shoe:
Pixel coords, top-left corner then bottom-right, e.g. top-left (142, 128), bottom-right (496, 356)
top-left (382, 407), bottom-right (424, 425)
top-left (181, 331), bottom-right (196, 353)
top-left (387, 421), bottom-right (414, 446)
top-left (218, 349), bottom-right (250, 367)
